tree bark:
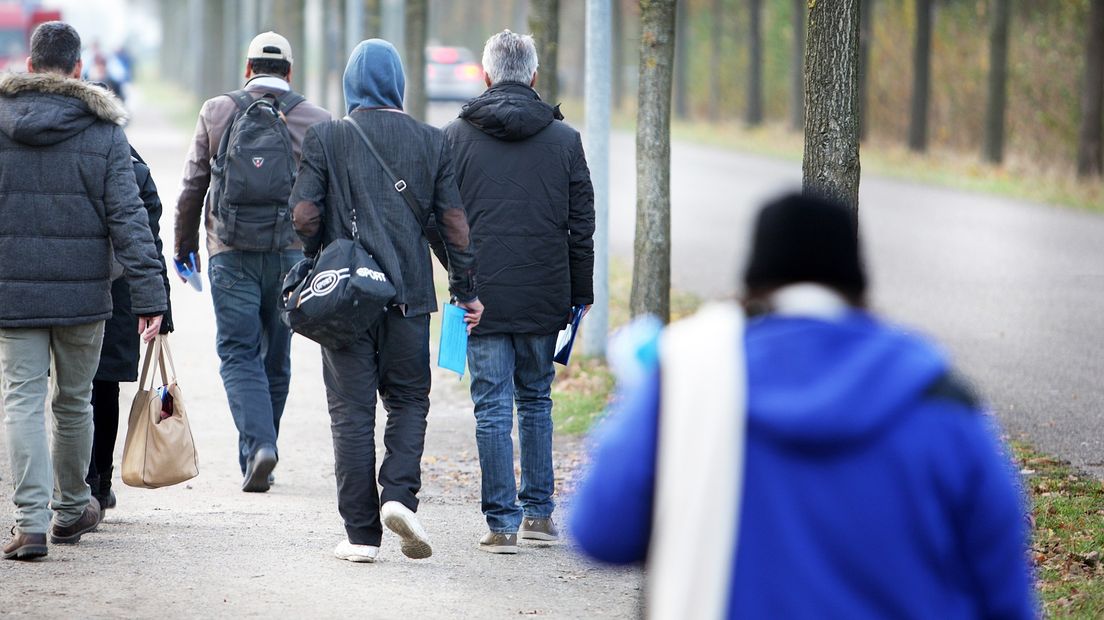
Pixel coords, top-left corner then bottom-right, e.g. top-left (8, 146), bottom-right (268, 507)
top-left (1077, 0), bottom-right (1104, 178)
top-left (907, 0), bottom-right (932, 152)
top-left (803, 0), bottom-right (861, 219)
top-left (673, 0), bottom-right (689, 119)
top-left (746, 0), bottom-right (763, 126)
top-left (529, 0), bottom-right (561, 105)
top-left (790, 0), bottom-right (805, 131)
top-left (982, 0), bottom-right (1011, 164)
top-left (708, 0), bottom-right (724, 121)
top-left (404, 0), bottom-right (427, 121)
top-left (630, 0), bottom-right (676, 322)
top-left (858, 0), bottom-right (873, 141)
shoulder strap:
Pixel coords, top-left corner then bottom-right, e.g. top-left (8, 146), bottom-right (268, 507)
top-left (343, 115), bottom-right (427, 236)
top-left (923, 371), bottom-right (980, 410)
top-left (224, 89), bottom-right (253, 113)
top-left (277, 91), bottom-right (306, 115)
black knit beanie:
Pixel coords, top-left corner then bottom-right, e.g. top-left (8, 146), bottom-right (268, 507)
top-left (742, 193), bottom-right (867, 297)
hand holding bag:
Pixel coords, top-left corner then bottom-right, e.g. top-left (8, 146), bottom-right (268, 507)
top-left (121, 335), bottom-right (200, 488)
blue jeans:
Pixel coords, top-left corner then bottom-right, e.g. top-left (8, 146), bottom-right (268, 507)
top-left (209, 249), bottom-right (302, 473)
top-left (467, 332), bottom-right (558, 533)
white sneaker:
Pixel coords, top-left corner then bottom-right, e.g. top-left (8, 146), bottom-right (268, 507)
top-left (334, 539), bottom-right (379, 563)
top-left (380, 501), bottom-right (432, 559)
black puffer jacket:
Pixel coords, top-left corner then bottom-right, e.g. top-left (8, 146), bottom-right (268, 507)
top-left (95, 149), bottom-right (174, 382)
top-left (0, 73), bottom-right (167, 327)
top-left (444, 82), bottom-right (595, 335)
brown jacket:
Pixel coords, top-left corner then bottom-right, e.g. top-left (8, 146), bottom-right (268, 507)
top-left (174, 76), bottom-right (332, 259)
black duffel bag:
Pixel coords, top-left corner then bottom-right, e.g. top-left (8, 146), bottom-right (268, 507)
top-left (280, 238), bottom-right (395, 350)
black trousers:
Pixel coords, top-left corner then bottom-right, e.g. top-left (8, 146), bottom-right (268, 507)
top-left (87, 380), bottom-right (120, 482)
top-left (322, 312), bottom-right (431, 546)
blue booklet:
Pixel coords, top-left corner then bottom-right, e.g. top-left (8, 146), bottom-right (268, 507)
top-left (554, 306), bottom-right (586, 366)
top-left (438, 303), bottom-right (468, 377)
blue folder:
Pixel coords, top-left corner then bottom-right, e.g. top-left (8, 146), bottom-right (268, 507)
top-left (438, 303), bottom-right (468, 377)
top-left (554, 306), bottom-right (586, 366)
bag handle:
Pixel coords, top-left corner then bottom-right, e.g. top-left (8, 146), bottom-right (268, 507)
top-left (138, 336), bottom-right (163, 392)
top-left (343, 116), bottom-right (429, 237)
top-left (159, 335), bottom-right (178, 384)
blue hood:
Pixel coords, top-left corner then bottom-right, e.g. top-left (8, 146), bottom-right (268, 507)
top-left (745, 312), bottom-right (948, 448)
top-left (343, 39), bottom-right (405, 113)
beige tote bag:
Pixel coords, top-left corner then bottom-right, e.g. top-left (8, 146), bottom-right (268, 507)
top-left (121, 335), bottom-right (199, 488)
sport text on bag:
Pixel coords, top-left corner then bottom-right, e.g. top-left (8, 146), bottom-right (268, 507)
top-left (209, 89), bottom-right (304, 252)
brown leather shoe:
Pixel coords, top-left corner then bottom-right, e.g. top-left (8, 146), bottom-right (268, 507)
top-left (49, 497), bottom-right (100, 544)
top-left (3, 527), bottom-right (48, 561)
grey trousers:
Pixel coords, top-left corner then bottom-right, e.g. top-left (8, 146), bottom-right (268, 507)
top-left (0, 322), bottom-right (104, 533)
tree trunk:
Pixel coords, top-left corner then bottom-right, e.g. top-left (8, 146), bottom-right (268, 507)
top-left (747, 0), bottom-right (763, 126)
top-left (1077, 0), bottom-right (1104, 178)
top-left (790, 0), bottom-right (805, 131)
top-left (529, 0), bottom-right (561, 105)
top-left (630, 0), bottom-right (676, 322)
top-left (673, 0), bottom-right (689, 119)
top-left (708, 0), bottom-right (724, 121)
top-left (982, 0), bottom-right (1011, 164)
top-left (907, 0), bottom-right (932, 152)
top-left (404, 0), bottom-right (427, 120)
top-left (858, 0), bottom-right (873, 141)
top-left (803, 0), bottom-right (862, 219)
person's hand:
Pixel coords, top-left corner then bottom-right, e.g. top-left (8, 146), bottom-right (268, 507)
top-left (174, 252), bottom-right (201, 284)
top-left (457, 298), bottom-right (484, 334)
top-left (138, 315), bottom-right (163, 343)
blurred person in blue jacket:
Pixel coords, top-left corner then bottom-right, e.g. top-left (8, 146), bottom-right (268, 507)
top-left (570, 193), bottom-right (1036, 619)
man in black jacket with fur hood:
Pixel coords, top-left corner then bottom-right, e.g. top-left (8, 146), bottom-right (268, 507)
top-left (0, 22), bottom-right (166, 561)
top-left (444, 30), bottom-right (595, 555)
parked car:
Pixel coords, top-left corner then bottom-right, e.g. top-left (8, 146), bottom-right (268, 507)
top-left (426, 46), bottom-right (484, 102)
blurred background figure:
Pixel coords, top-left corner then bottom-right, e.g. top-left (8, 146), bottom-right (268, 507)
top-left (571, 193), bottom-right (1037, 619)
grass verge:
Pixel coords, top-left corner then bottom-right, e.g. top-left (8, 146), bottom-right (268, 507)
top-left (613, 112), bottom-right (1104, 215)
top-left (1013, 442), bottom-right (1104, 618)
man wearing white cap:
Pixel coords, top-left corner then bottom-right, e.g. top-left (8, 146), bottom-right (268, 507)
top-left (174, 32), bottom-right (331, 493)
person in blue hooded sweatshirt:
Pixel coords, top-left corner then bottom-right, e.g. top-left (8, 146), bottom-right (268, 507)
top-left (291, 39), bottom-right (482, 564)
top-left (570, 193), bottom-right (1037, 619)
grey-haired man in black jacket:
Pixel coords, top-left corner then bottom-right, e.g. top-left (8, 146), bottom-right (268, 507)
top-left (443, 30), bottom-right (595, 555)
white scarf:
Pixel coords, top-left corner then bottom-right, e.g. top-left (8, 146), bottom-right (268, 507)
top-left (649, 301), bottom-right (747, 619)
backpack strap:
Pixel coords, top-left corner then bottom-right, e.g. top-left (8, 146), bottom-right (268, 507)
top-left (276, 91), bottom-right (306, 115)
top-left (224, 89), bottom-right (254, 113)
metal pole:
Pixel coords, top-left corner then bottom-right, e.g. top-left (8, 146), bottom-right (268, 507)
top-left (381, 0), bottom-right (403, 53)
top-left (582, 0), bottom-right (610, 358)
top-left (304, 0), bottom-right (324, 104)
top-left (346, 0), bottom-right (363, 52)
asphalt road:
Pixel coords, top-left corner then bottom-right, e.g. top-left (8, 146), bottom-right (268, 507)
top-left (435, 102), bottom-right (1104, 477)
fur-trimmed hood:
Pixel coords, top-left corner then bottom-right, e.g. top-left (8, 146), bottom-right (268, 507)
top-left (0, 72), bottom-right (127, 146)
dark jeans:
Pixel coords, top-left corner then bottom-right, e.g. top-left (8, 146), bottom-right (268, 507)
top-left (467, 332), bottom-right (558, 533)
top-left (87, 380), bottom-right (120, 481)
top-left (322, 311), bottom-right (431, 546)
top-left (209, 249), bottom-right (302, 473)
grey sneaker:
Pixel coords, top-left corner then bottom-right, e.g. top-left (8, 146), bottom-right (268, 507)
top-left (479, 531), bottom-right (518, 554)
top-left (519, 516), bottom-right (560, 542)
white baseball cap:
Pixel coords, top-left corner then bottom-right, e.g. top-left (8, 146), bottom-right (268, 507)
top-left (247, 31), bottom-right (293, 65)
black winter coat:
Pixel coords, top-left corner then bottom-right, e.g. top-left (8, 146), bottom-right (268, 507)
top-left (95, 149), bottom-right (174, 382)
top-left (0, 73), bottom-right (167, 327)
top-left (444, 82), bottom-right (595, 335)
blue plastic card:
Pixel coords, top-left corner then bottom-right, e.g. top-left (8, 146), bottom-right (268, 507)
top-left (438, 303), bottom-right (468, 377)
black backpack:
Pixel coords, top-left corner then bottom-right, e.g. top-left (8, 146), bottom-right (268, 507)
top-left (209, 89), bottom-right (305, 251)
